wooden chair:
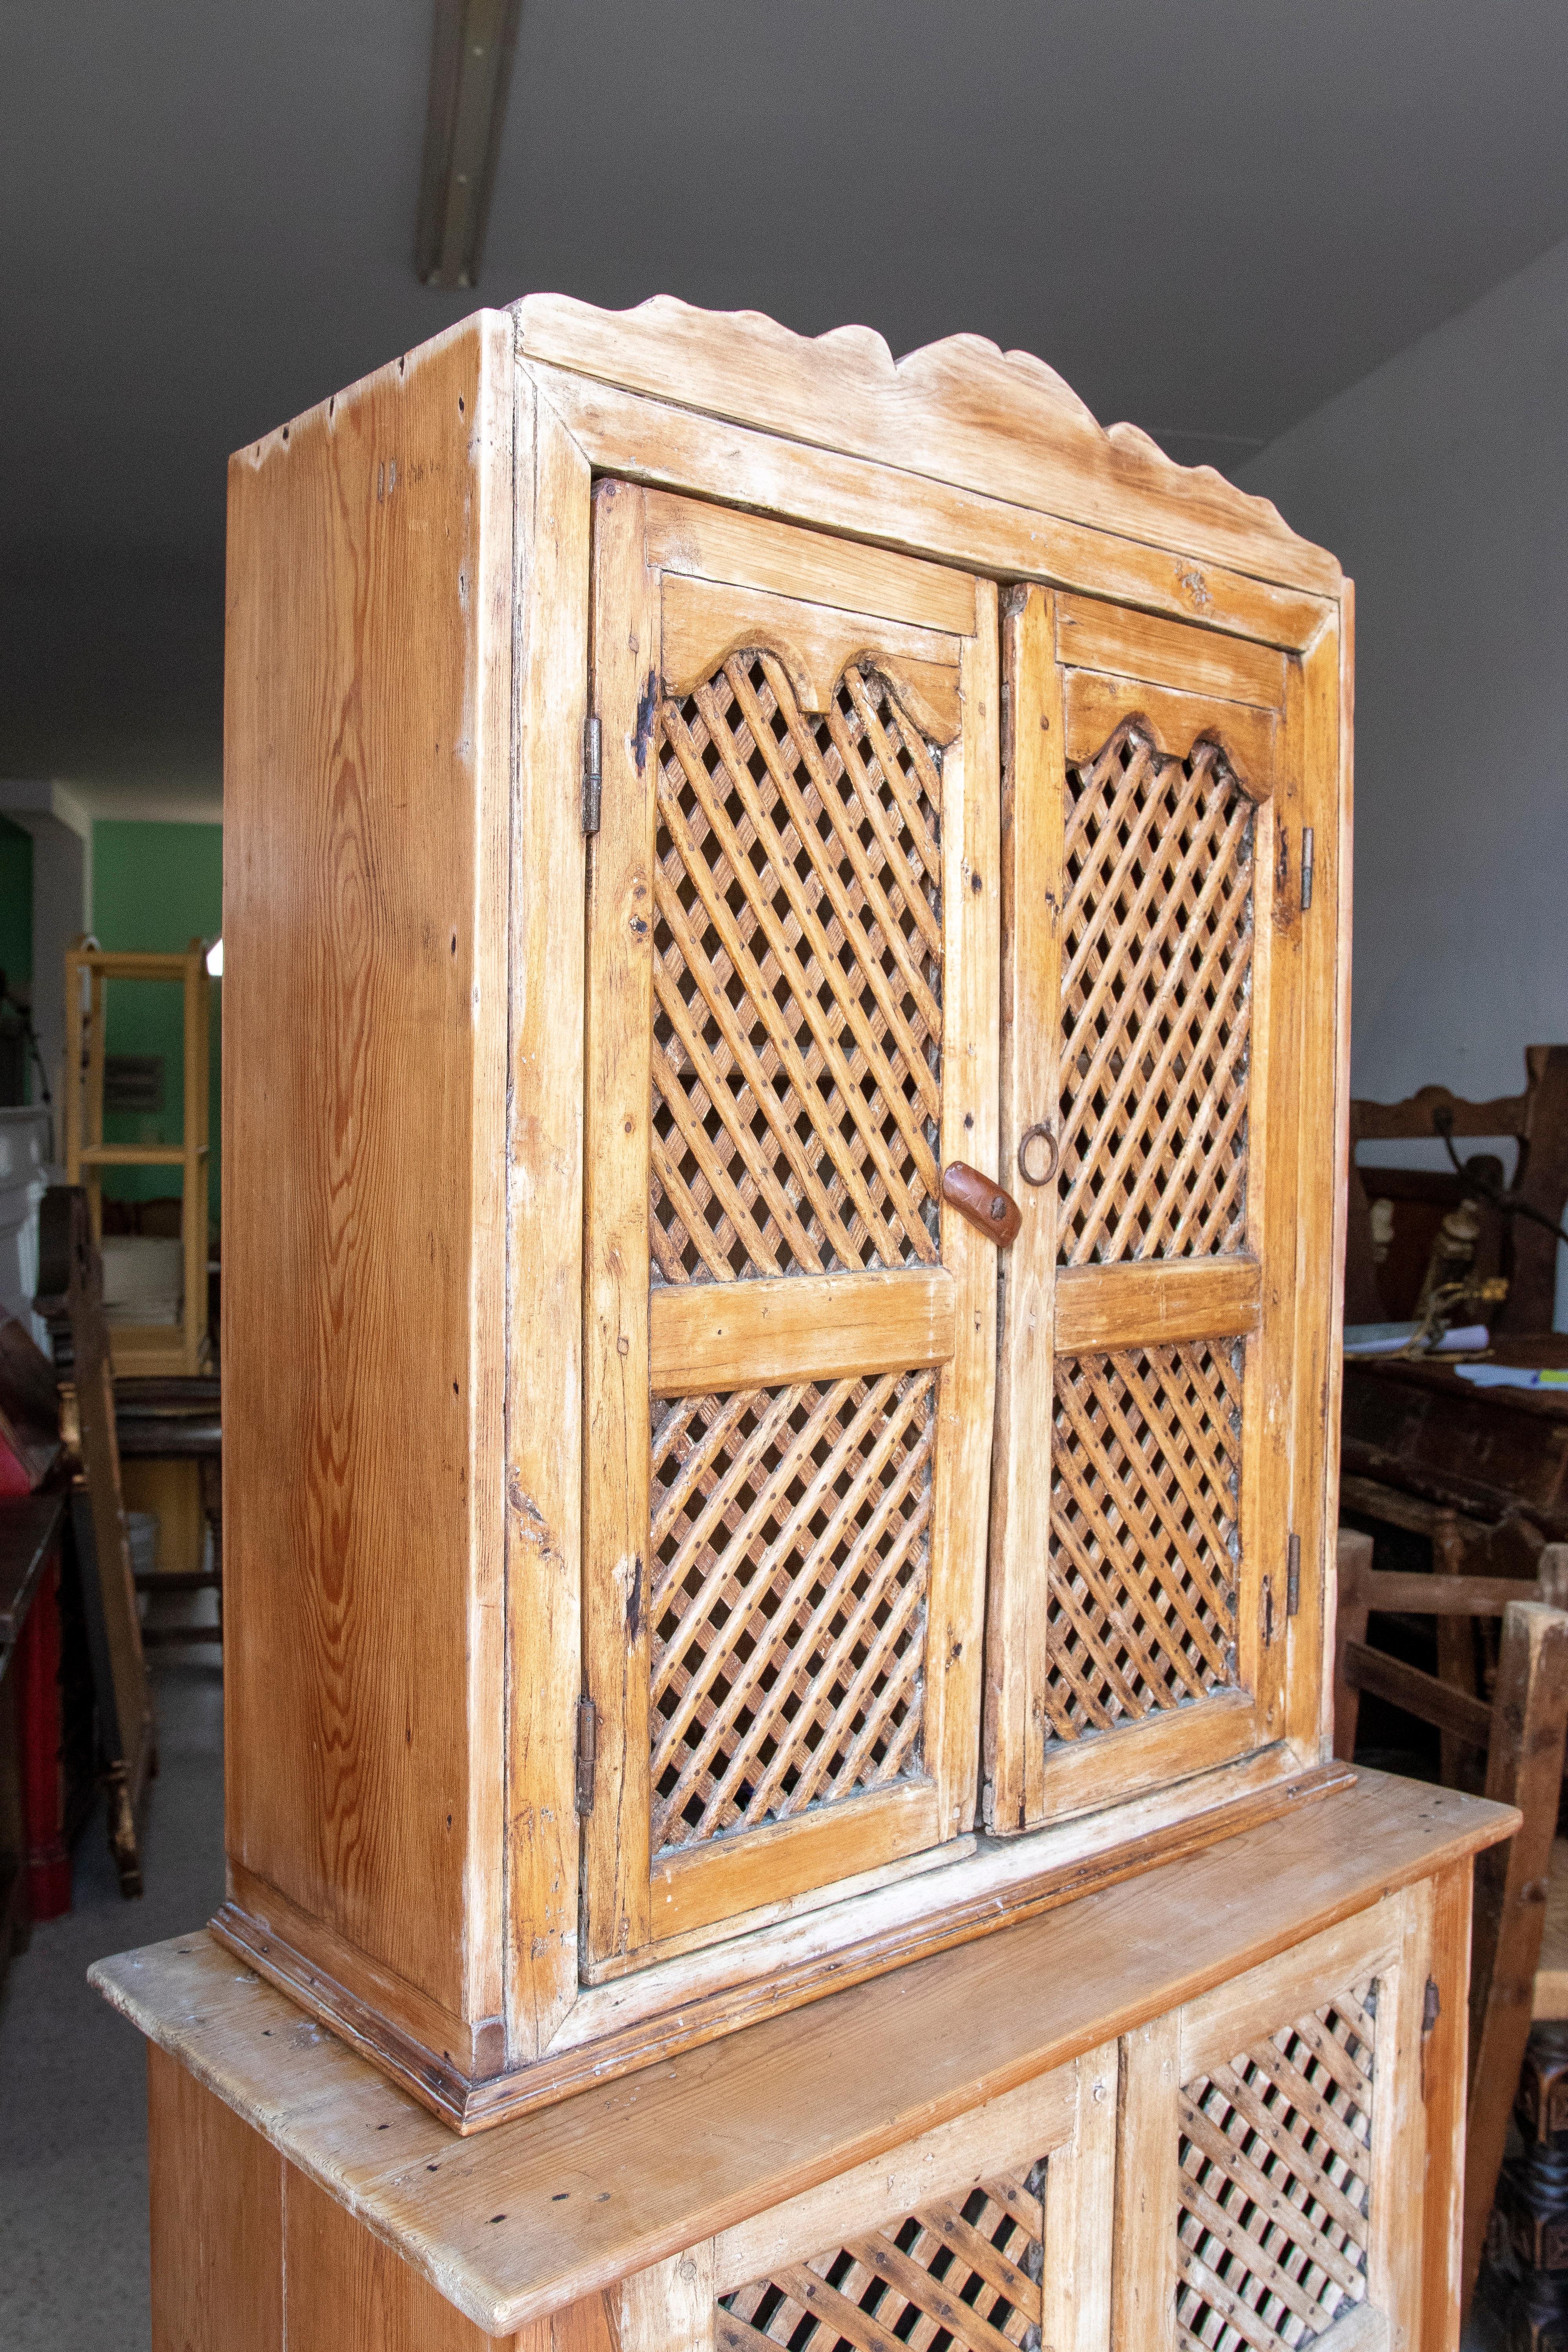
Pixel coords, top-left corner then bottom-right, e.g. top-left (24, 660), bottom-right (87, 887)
top-left (1345, 1044), bottom-right (1568, 1332)
top-left (1333, 1527), bottom-right (1568, 2308)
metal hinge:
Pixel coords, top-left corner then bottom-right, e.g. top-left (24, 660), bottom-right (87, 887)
top-left (582, 714), bottom-right (602, 835)
top-left (1421, 1973), bottom-right (1442, 2099)
top-left (1287, 1531), bottom-right (1301, 1616)
top-left (1300, 825), bottom-right (1315, 911)
top-left (574, 1695), bottom-right (597, 1815)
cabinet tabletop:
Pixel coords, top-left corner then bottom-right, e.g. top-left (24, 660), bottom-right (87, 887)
top-left (91, 1768), bottom-right (1510, 2339)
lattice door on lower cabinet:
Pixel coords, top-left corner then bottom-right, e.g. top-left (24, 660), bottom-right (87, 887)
top-left (582, 486), bottom-right (1001, 1976)
top-left (610, 2047), bottom-right (1118, 2352)
top-left (985, 587), bottom-right (1323, 1833)
top-left (1115, 1897), bottom-right (1433, 2352)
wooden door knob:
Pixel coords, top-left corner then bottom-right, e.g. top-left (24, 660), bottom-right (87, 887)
top-left (940, 1162), bottom-right (1022, 1247)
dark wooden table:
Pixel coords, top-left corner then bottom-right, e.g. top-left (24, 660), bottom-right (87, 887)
top-left (1342, 1334), bottom-right (1568, 1538)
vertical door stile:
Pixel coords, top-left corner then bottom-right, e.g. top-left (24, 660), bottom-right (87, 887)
top-left (989, 590), bottom-right (1306, 1833)
top-left (986, 586), bottom-right (1066, 1835)
top-left (1249, 661), bottom-right (1305, 1747)
top-left (927, 577), bottom-right (1002, 1842)
top-left (582, 479), bottom-right (657, 1965)
top-left (582, 486), bottom-right (998, 1976)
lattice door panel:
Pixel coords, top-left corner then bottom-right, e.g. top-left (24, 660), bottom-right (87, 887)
top-left (1058, 721), bottom-right (1256, 1270)
top-left (650, 1372), bottom-right (935, 1854)
top-left (719, 2158), bottom-right (1049, 2352)
top-left (987, 588), bottom-right (1290, 1835)
top-left (584, 483), bottom-right (996, 1971)
top-left (1176, 1978), bottom-right (1378, 2352)
top-left (1044, 1340), bottom-right (1243, 1746)
top-left (652, 652), bottom-right (944, 1286)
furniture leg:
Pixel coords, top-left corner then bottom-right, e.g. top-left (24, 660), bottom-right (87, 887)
top-left (1464, 1602), bottom-right (1568, 2305)
top-left (1334, 1528), bottom-right (1372, 1762)
top-left (1435, 1510), bottom-right (1480, 1788)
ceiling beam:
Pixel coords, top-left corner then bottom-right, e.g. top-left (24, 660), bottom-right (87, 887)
top-left (414, 0), bottom-right (522, 289)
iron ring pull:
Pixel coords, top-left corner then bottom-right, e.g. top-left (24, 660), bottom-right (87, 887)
top-left (1017, 1123), bottom-right (1059, 1187)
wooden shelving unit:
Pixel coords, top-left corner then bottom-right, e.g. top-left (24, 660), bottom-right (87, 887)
top-left (63, 939), bottom-right (210, 1377)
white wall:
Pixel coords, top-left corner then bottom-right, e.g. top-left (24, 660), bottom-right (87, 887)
top-left (1238, 234), bottom-right (1568, 1322)
top-left (1237, 231), bottom-right (1568, 1105)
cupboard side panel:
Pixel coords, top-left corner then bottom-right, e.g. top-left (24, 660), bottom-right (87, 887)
top-left (283, 2163), bottom-right (512, 2352)
top-left (222, 315), bottom-right (512, 2025)
top-left (506, 377), bottom-right (592, 2059)
top-left (149, 2044), bottom-right (284, 2352)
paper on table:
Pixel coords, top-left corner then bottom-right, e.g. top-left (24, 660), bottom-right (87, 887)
top-left (1455, 1364), bottom-right (1568, 1392)
top-left (1343, 1322), bottom-right (1491, 1359)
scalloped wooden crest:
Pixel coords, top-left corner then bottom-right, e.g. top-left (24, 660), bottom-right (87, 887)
top-left (510, 291), bottom-right (1327, 591)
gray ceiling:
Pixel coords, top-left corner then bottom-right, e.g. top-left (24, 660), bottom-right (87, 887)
top-left (5, 0), bottom-right (1568, 798)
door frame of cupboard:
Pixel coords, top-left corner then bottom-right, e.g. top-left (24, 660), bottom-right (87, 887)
top-left (982, 585), bottom-right (1335, 1835)
top-left (216, 300), bottom-right (1354, 2131)
top-left (580, 484), bottom-right (1000, 1975)
top-left (506, 310), bottom-right (1348, 2071)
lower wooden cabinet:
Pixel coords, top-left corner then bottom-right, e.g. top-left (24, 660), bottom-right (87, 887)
top-left (630, 2046), bottom-right (1116, 2352)
top-left (617, 1896), bottom-right (1440, 2352)
top-left (1116, 1897), bottom-right (1442, 2352)
top-left (93, 1776), bottom-right (1497, 2352)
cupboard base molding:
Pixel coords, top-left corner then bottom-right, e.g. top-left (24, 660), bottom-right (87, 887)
top-left (219, 1754), bottom-right (1347, 2131)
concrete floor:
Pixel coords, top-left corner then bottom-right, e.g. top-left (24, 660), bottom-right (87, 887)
top-left (0, 1648), bottom-right (225, 2352)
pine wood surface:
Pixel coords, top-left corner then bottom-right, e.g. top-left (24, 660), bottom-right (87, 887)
top-left (980, 593), bottom-right (1312, 1840)
top-left (223, 314), bottom-right (515, 2052)
top-left (530, 364), bottom-right (1334, 657)
top-left (511, 297), bottom-right (1341, 597)
top-left (149, 2042), bottom-right (285, 2352)
top-left (216, 293), bottom-right (1358, 2129)
top-left (102, 1770), bottom-right (1507, 2337)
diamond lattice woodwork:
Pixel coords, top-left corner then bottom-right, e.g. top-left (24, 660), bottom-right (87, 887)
top-left (1044, 1342), bottom-right (1243, 1744)
top-left (1176, 1978), bottom-right (1379, 2351)
top-left (650, 653), bottom-right (944, 1285)
top-left (649, 1370), bottom-right (936, 1853)
top-left (1058, 721), bottom-right (1256, 1268)
top-left (718, 2158), bottom-right (1049, 2352)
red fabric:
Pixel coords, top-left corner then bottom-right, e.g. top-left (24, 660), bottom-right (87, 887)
top-left (0, 1432), bottom-right (33, 1497)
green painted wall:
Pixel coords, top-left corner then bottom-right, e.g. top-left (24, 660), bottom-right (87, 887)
top-left (92, 820), bottom-right (222, 1227)
top-left (0, 818), bottom-right (33, 991)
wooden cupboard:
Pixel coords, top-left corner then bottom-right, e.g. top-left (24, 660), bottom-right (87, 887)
top-left (94, 1772), bottom-right (1507, 2352)
top-left (218, 296), bottom-right (1351, 2128)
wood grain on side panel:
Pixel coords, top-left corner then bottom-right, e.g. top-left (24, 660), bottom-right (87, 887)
top-left (221, 314), bottom-right (513, 2035)
top-left (149, 2044), bottom-right (283, 2352)
top-left (505, 380), bottom-right (592, 2060)
top-left (284, 2163), bottom-right (521, 2350)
